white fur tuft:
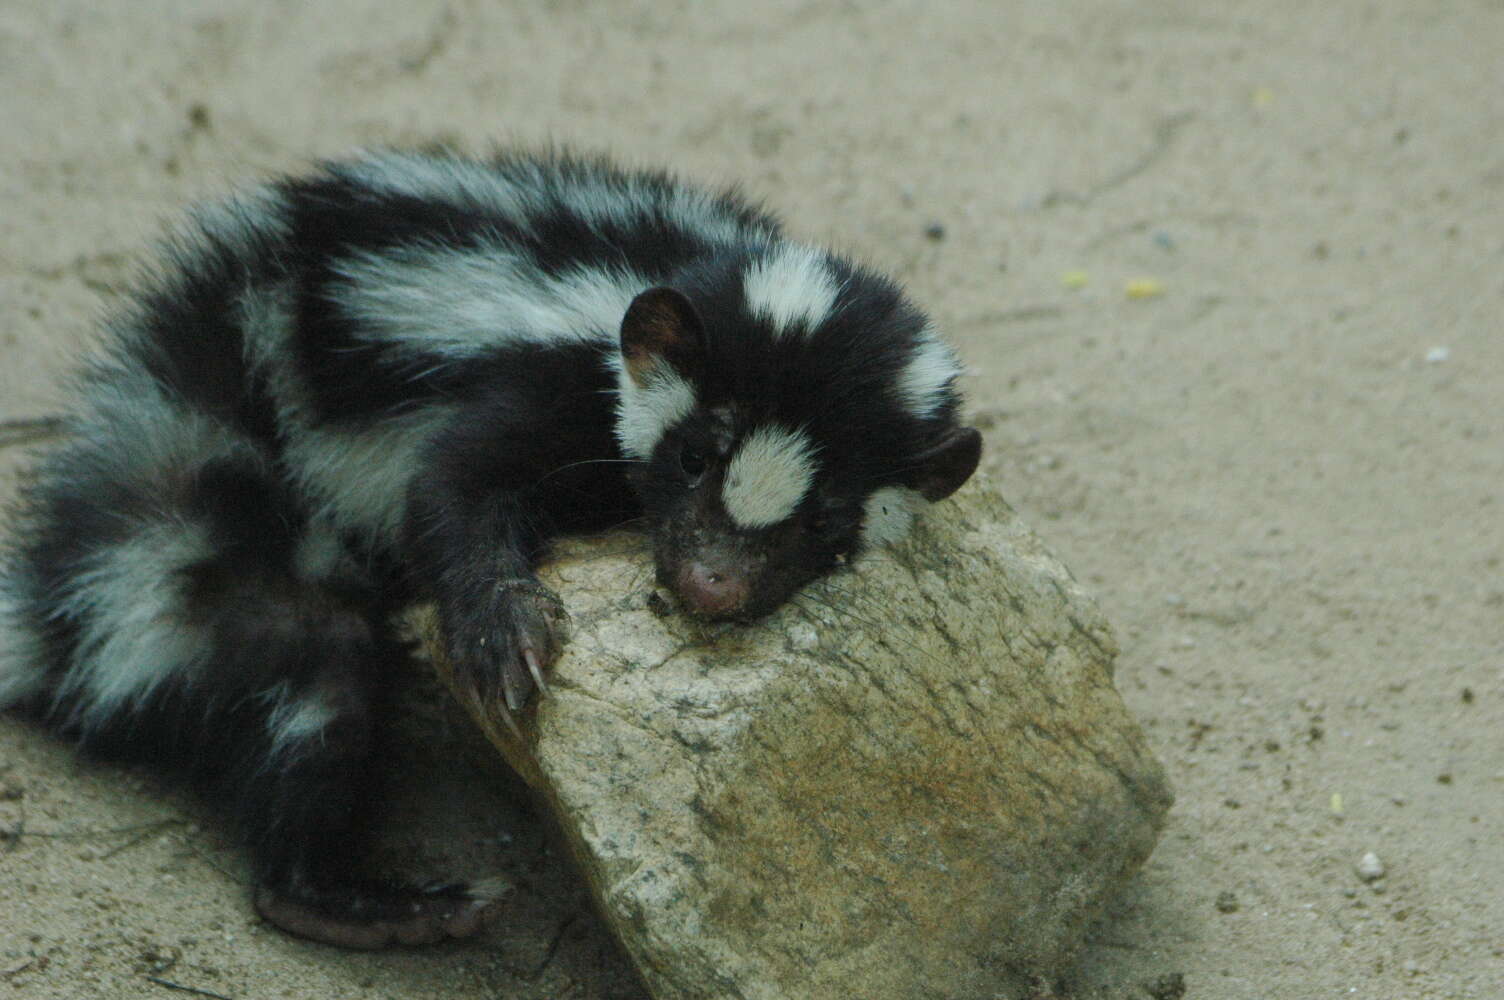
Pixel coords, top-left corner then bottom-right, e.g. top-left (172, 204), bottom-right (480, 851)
top-left (263, 683), bottom-right (340, 761)
top-left (75, 366), bottom-right (266, 490)
top-left (281, 410), bottom-right (453, 549)
top-left (329, 249), bottom-right (643, 363)
top-left (859, 486), bottom-right (929, 550)
top-left (53, 523), bottom-right (215, 727)
top-left (897, 327), bottom-right (964, 418)
top-left (342, 151), bottom-right (532, 221)
top-left (722, 426), bottom-right (819, 529)
top-left (743, 245), bottom-right (840, 338)
top-left (615, 364), bottom-right (698, 460)
top-left (240, 283), bottom-right (451, 549)
top-left (182, 185), bottom-right (290, 259)
top-left (557, 173), bottom-right (756, 248)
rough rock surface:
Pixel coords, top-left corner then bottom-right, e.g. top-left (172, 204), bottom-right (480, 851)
top-left (421, 480), bottom-right (1172, 1000)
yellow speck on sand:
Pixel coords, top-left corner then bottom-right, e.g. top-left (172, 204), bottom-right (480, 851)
top-left (1252, 86), bottom-right (1275, 108)
top-left (1125, 278), bottom-right (1165, 300)
top-left (1330, 792), bottom-right (1344, 815)
top-left (1061, 269), bottom-right (1089, 290)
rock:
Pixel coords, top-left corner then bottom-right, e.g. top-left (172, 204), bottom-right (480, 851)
top-left (418, 480), bottom-right (1172, 1000)
top-left (1357, 851), bottom-right (1386, 882)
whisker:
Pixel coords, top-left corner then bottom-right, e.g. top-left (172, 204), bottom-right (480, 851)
top-left (534, 456), bottom-right (647, 485)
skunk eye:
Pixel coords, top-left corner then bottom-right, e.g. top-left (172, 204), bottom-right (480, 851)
top-left (679, 444), bottom-right (708, 482)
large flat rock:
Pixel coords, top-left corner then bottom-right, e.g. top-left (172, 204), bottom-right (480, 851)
top-left (421, 480), bottom-right (1172, 999)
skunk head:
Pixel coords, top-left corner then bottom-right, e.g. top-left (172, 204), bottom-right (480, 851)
top-left (614, 246), bottom-right (981, 621)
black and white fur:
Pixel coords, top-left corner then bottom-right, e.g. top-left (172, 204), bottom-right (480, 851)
top-left (0, 149), bottom-right (981, 948)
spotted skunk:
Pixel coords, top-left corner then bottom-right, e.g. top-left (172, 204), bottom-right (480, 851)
top-left (0, 150), bottom-right (981, 949)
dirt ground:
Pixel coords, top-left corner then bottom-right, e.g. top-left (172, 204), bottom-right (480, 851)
top-left (2, 1), bottom-right (1500, 997)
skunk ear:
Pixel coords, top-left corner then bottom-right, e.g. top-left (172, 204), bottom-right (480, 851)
top-left (620, 287), bottom-right (705, 389)
top-left (905, 427), bottom-right (982, 501)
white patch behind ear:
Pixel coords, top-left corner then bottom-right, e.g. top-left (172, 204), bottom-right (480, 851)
top-left (859, 486), bottom-right (929, 549)
top-left (723, 426), bottom-right (819, 529)
top-left (743, 244), bottom-right (840, 338)
top-left (615, 364), bottom-right (698, 459)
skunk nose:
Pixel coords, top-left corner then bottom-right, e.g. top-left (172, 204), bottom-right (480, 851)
top-left (678, 562), bottom-right (751, 618)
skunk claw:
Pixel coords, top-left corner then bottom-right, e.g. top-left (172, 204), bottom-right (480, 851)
top-left (501, 668), bottom-right (525, 713)
top-left (495, 701), bottom-right (523, 740)
top-left (524, 647), bottom-right (550, 696)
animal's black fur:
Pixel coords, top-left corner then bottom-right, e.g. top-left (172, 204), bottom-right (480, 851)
top-left (0, 149), bottom-right (979, 948)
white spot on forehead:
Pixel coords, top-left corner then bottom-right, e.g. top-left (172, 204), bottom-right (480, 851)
top-left (615, 364), bottom-right (698, 460)
top-left (723, 426), bottom-right (819, 529)
top-left (898, 326), bottom-right (965, 418)
top-left (743, 244), bottom-right (840, 337)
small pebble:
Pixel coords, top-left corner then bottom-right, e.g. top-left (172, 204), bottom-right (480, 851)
top-left (1424, 346), bottom-right (1450, 363)
top-left (1214, 890), bottom-right (1239, 913)
top-left (1356, 851), bottom-right (1385, 882)
top-left (923, 222), bottom-right (946, 242)
top-left (1125, 278), bottom-right (1165, 300)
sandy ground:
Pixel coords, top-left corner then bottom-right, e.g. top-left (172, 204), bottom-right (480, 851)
top-left (1, 1), bottom-right (1501, 997)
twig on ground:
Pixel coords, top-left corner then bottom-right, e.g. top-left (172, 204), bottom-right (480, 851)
top-left (144, 975), bottom-right (237, 1000)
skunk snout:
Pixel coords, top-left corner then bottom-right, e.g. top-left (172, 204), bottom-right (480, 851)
top-left (675, 560), bottom-right (752, 618)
